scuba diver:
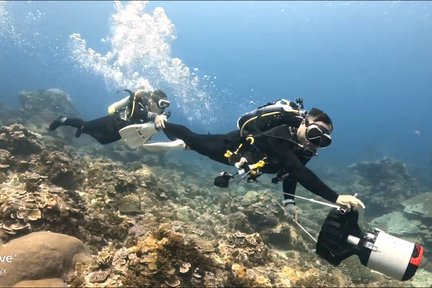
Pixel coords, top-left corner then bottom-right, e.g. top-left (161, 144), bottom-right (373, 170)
top-left (143, 98), bottom-right (425, 281)
top-left (48, 89), bottom-right (171, 145)
top-left (144, 99), bottom-right (365, 215)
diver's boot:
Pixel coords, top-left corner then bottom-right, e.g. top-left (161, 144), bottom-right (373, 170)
top-left (48, 116), bottom-right (68, 131)
top-left (49, 117), bottom-right (85, 137)
top-left (141, 139), bottom-right (186, 152)
top-left (75, 126), bottom-right (83, 138)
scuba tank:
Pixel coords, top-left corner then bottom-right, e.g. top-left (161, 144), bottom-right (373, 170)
top-left (316, 209), bottom-right (423, 281)
top-left (108, 96), bottom-right (130, 120)
top-left (237, 98), bottom-right (307, 136)
top-left (108, 89), bottom-right (150, 121)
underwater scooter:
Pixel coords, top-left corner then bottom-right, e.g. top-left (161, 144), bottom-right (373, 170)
top-left (276, 193), bottom-right (424, 281)
top-left (316, 208), bottom-right (423, 281)
top-left (214, 169), bottom-right (424, 281)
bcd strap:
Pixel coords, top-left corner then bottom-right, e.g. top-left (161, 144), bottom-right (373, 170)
top-left (240, 111), bottom-right (284, 137)
top-left (249, 159), bottom-right (265, 175)
top-left (239, 109), bottom-right (303, 137)
top-left (245, 158), bottom-right (267, 183)
top-left (224, 135), bottom-right (255, 163)
top-left (224, 150), bottom-right (234, 158)
top-left (222, 135), bottom-right (267, 182)
top-left (130, 94), bottom-right (138, 118)
top-left (129, 92), bottom-right (143, 119)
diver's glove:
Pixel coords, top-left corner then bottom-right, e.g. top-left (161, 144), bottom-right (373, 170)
top-left (336, 195), bottom-right (365, 210)
top-left (154, 114), bottom-right (168, 130)
top-left (283, 199), bottom-right (298, 221)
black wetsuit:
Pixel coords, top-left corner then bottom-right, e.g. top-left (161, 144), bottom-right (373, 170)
top-left (164, 122), bottom-right (339, 203)
top-left (57, 115), bottom-right (128, 144)
top-left (49, 99), bottom-right (160, 145)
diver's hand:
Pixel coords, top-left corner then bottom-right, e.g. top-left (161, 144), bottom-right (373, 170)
top-left (154, 114), bottom-right (167, 130)
top-left (336, 195), bottom-right (365, 210)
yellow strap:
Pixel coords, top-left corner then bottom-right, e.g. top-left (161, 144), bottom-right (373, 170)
top-left (256, 160), bottom-right (265, 168)
top-left (248, 159), bottom-right (266, 176)
top-left (224, 150), bottom-right (233, 158)
top-left (129, 94), bottom-right (137, 118)
top-left (245, 136), bottom-right (255, 145)
top-left (234, 143), bottom-right (243, 154)
top-left (250, 160), bottom-right (265, 170)
top-left (224, 140), bottom-right (247, 159)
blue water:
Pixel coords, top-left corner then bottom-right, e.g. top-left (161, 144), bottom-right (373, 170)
top-left (1, 1), bottom-right (431, 176)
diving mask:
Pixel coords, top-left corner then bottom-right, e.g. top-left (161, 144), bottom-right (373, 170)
top-left (157, 99), bottom-right (171, 110)
top-left (305, 120), bottom-right (332, 147)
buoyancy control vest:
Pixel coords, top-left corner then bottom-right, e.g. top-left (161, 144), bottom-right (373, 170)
top-left (217, 99), bottom-right (308, 185)
top-left (237, 98), bottom-right (307, 136)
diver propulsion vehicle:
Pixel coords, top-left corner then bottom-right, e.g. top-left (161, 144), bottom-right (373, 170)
top-left (316, 209), bottom-right (424, 281)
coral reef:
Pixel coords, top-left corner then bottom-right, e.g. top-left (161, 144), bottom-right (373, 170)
top-left (0, 124), bottom-right (43, 156)
top-left (122, 228), bottom-right (218, 287)
top-left (369, 190), bottom-right (432, 272)
top-left (18, 88), bottom-right (79, 134)
top-left (0, 102), bottom-right (21, 127)
top-left (0, 231), bottom-right (93, 286)
top-left (349, 156), bottom-right (419, 218)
